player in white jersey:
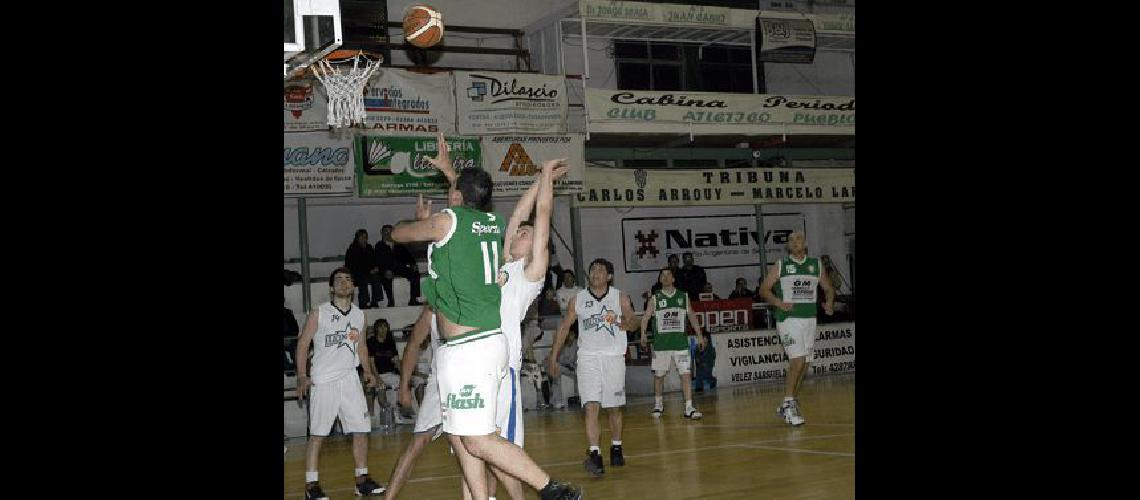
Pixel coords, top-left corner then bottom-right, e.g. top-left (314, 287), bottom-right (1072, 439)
top-left (296, 267), bottom-right (386, 500)
top-left (549, 258), bottom-right (639, 477)
top-left (476, 158), bottom-right (568, 500)
top-left (381, 303), bottom-right (446, 500)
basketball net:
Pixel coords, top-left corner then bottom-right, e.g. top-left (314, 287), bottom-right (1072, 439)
top-left (310, 52), bottom-right (381, 128)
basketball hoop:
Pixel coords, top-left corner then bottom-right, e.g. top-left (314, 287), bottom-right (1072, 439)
top-left (310, 50), bottom-right (383, 128)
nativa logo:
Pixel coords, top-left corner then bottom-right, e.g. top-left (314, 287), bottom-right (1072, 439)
top-left (283, 147), bottom-right (351, 168)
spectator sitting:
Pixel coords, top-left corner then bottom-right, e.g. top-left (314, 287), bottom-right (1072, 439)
top-left (375, 224), bottom-right (423, 307)
top-left (555, 270), bottom-right (581, 313)
top-left (728, 278), bottom-right (755, 299)
top-left (345, 229), bottom-right (384, 309)
top-left (538, 287), bottom-right (561, 316)
top-left (700, 282), bottom-right (721, 300)
top-left (366, 319), bottom-right (401, 413)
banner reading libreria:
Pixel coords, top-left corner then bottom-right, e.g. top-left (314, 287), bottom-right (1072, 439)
top-left (586, 89), bottom-right (854, 135)
top-left (284, 132), bottom-right (355, 197)
top-left (578, 167), bottom-right (855, 207)
top-left (363, 69), bottom-right (457, 134)
top-left (355, 135), bottom-right (481, 196)
top-left (482, 135), bottom-right (585, 195)
top-left (454, 71), bottom-right (568, 134)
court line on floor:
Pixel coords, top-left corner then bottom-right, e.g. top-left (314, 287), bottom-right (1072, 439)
top-left (736, 444), bottom-right (854, 457)
top-left (284, 433), bottom-right (855, 497)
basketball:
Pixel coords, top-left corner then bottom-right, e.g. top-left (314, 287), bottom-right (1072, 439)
top-left (403, 4), bottom-right (443, 48)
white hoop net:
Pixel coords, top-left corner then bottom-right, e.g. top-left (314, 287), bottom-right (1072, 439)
top-left (311, 53), bottom-right (381, 128)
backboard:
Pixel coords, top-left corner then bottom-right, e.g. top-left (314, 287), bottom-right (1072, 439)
top-left (285, 0), bottom-right (344, 79)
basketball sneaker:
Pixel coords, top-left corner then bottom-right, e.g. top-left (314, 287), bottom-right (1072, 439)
top-left (539, 480), bottom-right (583, 500)
top-left (684, 407), bottom-right (703, 420)
top-left (610, 444), bottom-right (625, 466)
top-left (783, 400), bottom-right (805, 426)
top-left (305, 482), bottom-right (329, 500)
top-left (354, 474), bottom-right (386, 496)
top-left (584, 449), bottom-right (605, 476)
top-left (777, 399), bottom-right (791, 418)
top-left (650, 405), bottom-right (663, 417)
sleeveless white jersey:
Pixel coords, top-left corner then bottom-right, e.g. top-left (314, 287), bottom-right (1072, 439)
top-left (310, 302), bottom-right (366, 384)
top-left (575, 286), bottom-right (628, 356)
top-left (499, 259), bottom-right (544, 369)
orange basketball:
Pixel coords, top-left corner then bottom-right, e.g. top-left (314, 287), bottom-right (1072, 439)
top-left (403, 4), bottom-right (443, 48)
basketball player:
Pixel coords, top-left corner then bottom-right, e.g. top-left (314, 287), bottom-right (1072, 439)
top-left (640, 267), bottom-right (707, 419)
top-left (481, 158), bottom-right (570, 500)
top-left (296, 267), bottom-right (386, 500)
top-left (758, 231), bottom-right (836, 426)
top-left (390, 133), bottom-right (581, 500)
top-left (384, 157), bottom-right (459, 500)
top-left (381, 301), bottom-right (445, 500)
top-left (549, 258), bottom-right (639, 477)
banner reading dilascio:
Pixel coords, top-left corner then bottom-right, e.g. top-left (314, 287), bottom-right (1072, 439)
top-left (284, 131), bottom-right (355, 197)
top-left (482, 135), bottom-right (585, 195)
top-left (579, 167), bottom-right (855, 207)
top-left (454, 71), bottom-right (568, 134)
top-left (355, 135), bottom-right (482, 196)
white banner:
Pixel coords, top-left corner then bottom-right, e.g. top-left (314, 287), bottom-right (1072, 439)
top-left (758, 16), bottom-right (817, 64)
top-left (482, 135), bottom-right (585, 195)
top-left (711, 323), bottom-right (855, 387)
top-left (454, 71), bottom-right (568, 134)
top-left (283, 131), bottom-right (355, 197)
top-left (620, 213), bottom-right (805, 273)
top-left (283, 79), bottom-right (329, 132)
top-left (579, 167), bottom-right (856, 207)
top-left (586, 89), bottom-right (854, 135)
top-left (363, 69), bottom-right (457, 134)
top-left (578, 0), bottom-right (757, 29)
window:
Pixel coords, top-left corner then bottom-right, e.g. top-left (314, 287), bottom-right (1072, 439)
top-left (615, 42), bottom-right (685, 91)
top-left (697, 46), bottom-right (759, 94)
top-left (615, 41), bottom-right (763, 93)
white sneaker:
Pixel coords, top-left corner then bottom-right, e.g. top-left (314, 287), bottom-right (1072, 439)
top-left (650, 406), bottom-right (663, 417)
top-left (783, 400), bottom-right (805, 426)
top-left (777, 400), bottom-right (791, 418)
top-left (684, 407), bottom-right (703, 420)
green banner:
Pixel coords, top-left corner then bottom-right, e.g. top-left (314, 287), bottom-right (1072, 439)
top-left (355, 135), bottom-right (483, 196)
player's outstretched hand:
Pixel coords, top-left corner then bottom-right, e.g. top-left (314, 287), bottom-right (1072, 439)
top-left (416, 194), bottom-right (432, 220)
top-left (426, 131), bottom-right (457, 181)
top-left (547, 357), bottom-right (560, 379)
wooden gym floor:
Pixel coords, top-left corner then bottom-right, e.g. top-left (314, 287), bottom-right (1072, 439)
top-left (284, 373), bottom-right (855, 499)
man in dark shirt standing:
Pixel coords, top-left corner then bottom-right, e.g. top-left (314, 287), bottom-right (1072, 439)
top-left (345, 229), bottom-right (384, 309)
top-left (375, 224), bottom-right (423, 307)
top-left (677, 252), bottom-right (707, 303)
